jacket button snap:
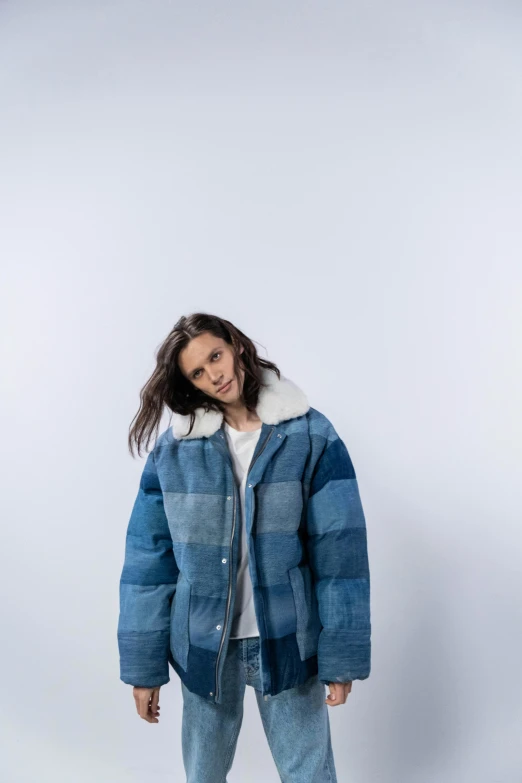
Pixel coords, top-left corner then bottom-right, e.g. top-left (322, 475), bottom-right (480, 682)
top-left (222, 558), bottom-right (227, 563)
top-left (210, 691), bottom-right (213, 696)
top-left (227, 496), bottom-right (232, 500)
top-left (277, 434), bottom-right (282, 438)
top-left (248, 484), bottom-right (252, 488)
top-left (216, 625), bottom-right (222, 630)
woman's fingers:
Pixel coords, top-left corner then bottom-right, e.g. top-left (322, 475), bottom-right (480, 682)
top-left (150, 688), bottom-right (160, 715)
top-left (325, 681), bottom-right (352, 706)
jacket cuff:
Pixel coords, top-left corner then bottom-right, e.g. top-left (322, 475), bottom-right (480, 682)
top-left (118, 630), bottom-right (170, 687)
top-left (317, 629), bottom-right (371, 683)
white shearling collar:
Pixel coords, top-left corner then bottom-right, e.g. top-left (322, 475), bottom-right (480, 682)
top-left (171, 367), bottom-right (309, 440)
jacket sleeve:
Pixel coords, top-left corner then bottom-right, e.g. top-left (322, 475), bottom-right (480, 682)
top-left (117, 448), bottom-right (179, 687)
top-left (305, 422), bottom-right (371, 684)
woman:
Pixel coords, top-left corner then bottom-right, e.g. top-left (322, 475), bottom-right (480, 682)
top-left (117, 312), bottom-right (371, 783)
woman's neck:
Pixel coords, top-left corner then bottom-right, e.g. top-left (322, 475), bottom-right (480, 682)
top-left (223, 402), bottom-right (262, 432)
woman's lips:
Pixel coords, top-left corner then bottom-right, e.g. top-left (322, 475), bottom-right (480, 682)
top-left (218, 379), bottom-right (233, 393)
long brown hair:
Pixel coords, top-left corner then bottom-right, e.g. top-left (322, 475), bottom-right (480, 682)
top-left (128, 312), bottom-right (281, 457)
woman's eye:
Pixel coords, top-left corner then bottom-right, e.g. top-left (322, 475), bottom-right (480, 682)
top-left (193, 353), bottom-right (220, 379)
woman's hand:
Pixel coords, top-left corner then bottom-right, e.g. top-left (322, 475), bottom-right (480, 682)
top-left (325, 681), bottom-right (352, 706)
top-left (133, 686), bottom-right (161, 723)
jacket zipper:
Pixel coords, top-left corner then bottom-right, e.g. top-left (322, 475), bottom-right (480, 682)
top-left (213, 426), bottom-right (275, 701)
top-left (214, 487), bottom-right (236, 702)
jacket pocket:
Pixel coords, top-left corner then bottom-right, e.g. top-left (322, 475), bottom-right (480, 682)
top-left (289, 564), bottom-right (321, 661)
top-left (170, 571), bottom-right (191, 671)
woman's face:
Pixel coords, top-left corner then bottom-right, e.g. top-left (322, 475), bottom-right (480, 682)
top-left (178, 331), bottom-right (244, 403)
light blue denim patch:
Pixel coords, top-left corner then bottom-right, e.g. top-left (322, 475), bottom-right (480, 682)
top-left (170, 571), bottom-right (191, 670)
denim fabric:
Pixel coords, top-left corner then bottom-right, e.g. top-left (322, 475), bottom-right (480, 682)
top-left (117, 401), bottom-right (371, 702)
top-left (181, 636), bottom-right (337, 783)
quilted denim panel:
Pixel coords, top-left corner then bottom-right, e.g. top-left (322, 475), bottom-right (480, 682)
top-left (170, 571), bottom-right (191, 671)
top-left (289, 565), bottom-right (321, 660)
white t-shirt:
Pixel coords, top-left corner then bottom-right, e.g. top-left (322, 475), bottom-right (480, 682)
top-left (223, 421), bottom-right (262, 639)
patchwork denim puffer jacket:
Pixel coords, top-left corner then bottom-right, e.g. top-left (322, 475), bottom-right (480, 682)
top-left (117, 368), bottom-right (371, 704)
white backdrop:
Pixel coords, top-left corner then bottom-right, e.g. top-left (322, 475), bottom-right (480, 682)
top-left (1, 1), bottom-right (521, 781)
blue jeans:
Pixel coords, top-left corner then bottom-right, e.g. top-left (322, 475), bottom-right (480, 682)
top-left (180, 636), bottom-right (337, 782)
